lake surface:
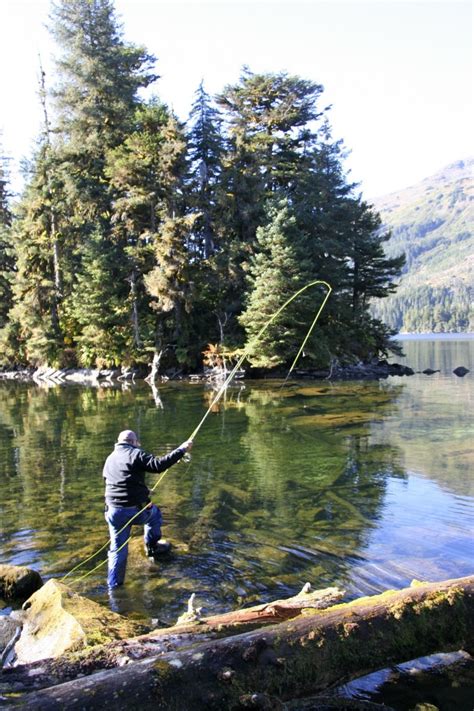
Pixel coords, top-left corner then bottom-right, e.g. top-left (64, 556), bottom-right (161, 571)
top-left (0, 336), bottom-right (473, 633)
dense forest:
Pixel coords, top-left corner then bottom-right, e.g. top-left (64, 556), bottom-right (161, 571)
top-left (0, 0), bottom-right (405, 375)
top-left (371, 159), bottom-right (473, 334)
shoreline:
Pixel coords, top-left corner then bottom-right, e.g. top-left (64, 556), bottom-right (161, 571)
top-left (0, 361), bottom-right (419, 384)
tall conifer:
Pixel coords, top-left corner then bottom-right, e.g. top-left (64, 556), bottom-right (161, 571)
top-left (106, 103), bottom-right (191, 366)
top-left (48, 0), bottom-right (158, 366)
top-left (0, 149), bottom-right (14, 331)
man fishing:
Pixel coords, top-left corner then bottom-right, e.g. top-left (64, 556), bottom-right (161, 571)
top-left (103, 429), bottom-right (193, 588)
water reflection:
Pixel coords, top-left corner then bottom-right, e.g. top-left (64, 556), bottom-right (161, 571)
top-left (0, 344), bottom-right (472, 623)
top-left (395, 333), bottom-right (473, 373)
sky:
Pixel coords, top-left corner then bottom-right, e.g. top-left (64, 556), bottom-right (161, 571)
top-left (0, 0), bottom-right (472, 199)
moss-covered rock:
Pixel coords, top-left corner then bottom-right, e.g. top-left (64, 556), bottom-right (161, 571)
top-left (14, 579), bottom-right (149, 665)
top-left (0, 564), bottom-right (43, 601)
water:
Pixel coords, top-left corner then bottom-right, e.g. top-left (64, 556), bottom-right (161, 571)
top-left (0, 337), bottom-right (473, 701)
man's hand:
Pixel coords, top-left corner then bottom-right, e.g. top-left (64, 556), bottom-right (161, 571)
top-left (181, 440), bottom-right (193, 452)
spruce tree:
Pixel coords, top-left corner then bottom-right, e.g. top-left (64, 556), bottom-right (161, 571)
top-left (213, 69), bottom-right (329, 342)
top-left (0, 149), bottom-right (14, 331)
top-left (187, 81), bottom-right (224, 259)
top-left (47, 0), bottom-right (158, 366)
top-left (106, 102), bottom-right (190, 366)
top-left (240, 202), bottom-right (322, 368)
top-left (67, 227), bottom-right (129, 367)
top-left (0, 141), bottom-right (71, 367)
top-left (144, 213), bottom-right (196, 366)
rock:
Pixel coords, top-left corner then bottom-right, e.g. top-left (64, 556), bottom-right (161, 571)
top-left (14, 579), bottom-right (149, 665)
top-left (453, 366), bottom-right (470, 377)
top-left (390, 363), bottom-right (415, 376)
top-left (422, 368), bottom-right (440, 375)
top-left (0, 564), bottom-right (43, 601)
top-left (0, 617), bottom-right (20, 655)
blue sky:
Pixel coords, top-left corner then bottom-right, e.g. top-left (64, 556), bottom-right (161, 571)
top-left (1, 0), bottom-right (472, 198)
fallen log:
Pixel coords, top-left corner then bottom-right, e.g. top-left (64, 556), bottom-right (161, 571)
top-left (2, 574), bottom-right (473, 709)
top-left (0, 583), bottom-right (343, 693)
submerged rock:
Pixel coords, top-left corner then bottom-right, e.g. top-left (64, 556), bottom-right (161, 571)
top-left (0, 564), bottom-right (43, 601)
top-left (14, 578), bottom-right (149, 665)
top-left (453, 366), bottom-right (470, 377)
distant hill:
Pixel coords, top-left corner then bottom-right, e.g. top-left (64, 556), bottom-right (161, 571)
top-left (370, 159), bottom-right (473, 333)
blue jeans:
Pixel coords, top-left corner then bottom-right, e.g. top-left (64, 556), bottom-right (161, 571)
top-left (105, 503), bottom-right (163, 588)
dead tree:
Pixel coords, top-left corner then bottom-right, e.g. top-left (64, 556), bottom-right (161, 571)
top-left (1, 575), bottom-right (473, 710)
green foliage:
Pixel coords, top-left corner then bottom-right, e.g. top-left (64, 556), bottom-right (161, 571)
top-left (67, 228), bottom-right (130, 367)
top-left (0, 150), bottom-right (14, 329)
top-left (371, 159), bottom-right (473, 333)
top-left (187, 81), bottom-right (224, 259)
top-left (0, 145), bottom-right (64, 366)
top-left (240, 202), bottom-right (318, 367)
top-left (0, 5), bottom-right (406, 372)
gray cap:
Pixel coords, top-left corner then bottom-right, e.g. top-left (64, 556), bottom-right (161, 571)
top-left (117, 430), bottom-right (138, 444)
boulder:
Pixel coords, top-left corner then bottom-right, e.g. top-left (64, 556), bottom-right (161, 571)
top-left (0, 564), bottom-right (43, 601)
top-left (453, 366), bottom-right (470, 377)
top-left (14, 579), bottom-right (149, 665)
top-left (0, 616), bottom-right (20, 656)
top-left (422, 368), bottom-right (440, 375)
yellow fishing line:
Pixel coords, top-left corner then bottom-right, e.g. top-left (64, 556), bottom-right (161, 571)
top-left (62, 279), bottom-right (332, 585)
top-left (189, 280), bottom-right (332, 441)
top-left (64, 464), bottom-right (192, 584)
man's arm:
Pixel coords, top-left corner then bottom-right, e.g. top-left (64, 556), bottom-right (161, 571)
top-left (137, 441), bottom-right (193, 473)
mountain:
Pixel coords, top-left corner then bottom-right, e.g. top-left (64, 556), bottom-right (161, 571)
top-left (370, 159), bottom-right (473, 333)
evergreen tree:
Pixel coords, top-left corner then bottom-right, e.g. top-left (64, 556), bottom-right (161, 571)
top-left (0, 149), bottom-right (14, 330)
top-left (1, 147), bottom-right (65, 366)
top-left (50, 0), bottom-right (157, 150)
top-left (47, 0), bottom-right (159, 365)
top-left (212, 69), bottom-right (329, 345)
top-left (144, 213), bottom-right (197, 366)
top-left (238, 110), bottom-right (405, 366)
top-left (50, 0), bottom-right (155, 223)
top-left (106, 102), bottom-right (190, 365)
top-left (216, 69), bottom-right (326, 242)
top-left (67, 227), bottom-right (129, 367)
top-left (187, 81), bottom-right (224, 259)
top-left (240, 202), bottom-right (324, 368)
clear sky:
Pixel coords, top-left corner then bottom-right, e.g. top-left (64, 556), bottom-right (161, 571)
top-left (0, 0), bottom-right (472, 199)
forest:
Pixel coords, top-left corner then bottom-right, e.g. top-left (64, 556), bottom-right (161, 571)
top-left (370, 159), bottom-right (473, 334)
top-left (0, 0), bottom-right (405, 376)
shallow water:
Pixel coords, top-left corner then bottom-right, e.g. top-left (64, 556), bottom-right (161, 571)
top-left (0, 337), bottom-right (472, 632)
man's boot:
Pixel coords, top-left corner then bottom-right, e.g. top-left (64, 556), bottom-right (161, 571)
top-left (145, 539), bottom-right (172, 561)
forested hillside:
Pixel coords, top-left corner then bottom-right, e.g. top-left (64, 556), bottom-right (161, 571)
top-left (0, 0), bottom-right (404, 375)
top-left (371, 159), bottom-right (473, 333)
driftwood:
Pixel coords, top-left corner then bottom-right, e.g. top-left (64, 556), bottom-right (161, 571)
top-left (2, 575), bottom-right (473, 709)
top-left (0, 583), bottom-right (343, 694)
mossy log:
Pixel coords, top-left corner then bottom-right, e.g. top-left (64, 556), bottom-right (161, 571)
top-left (3, 575), bottom-right (474, 710)
top-left (0, 584), bottom-right (343, 693)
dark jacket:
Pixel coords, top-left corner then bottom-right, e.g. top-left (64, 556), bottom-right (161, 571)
top-left (103, 442), bottom-right (186, 507)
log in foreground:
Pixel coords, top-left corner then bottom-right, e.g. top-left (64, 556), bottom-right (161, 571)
top-left (4, 575), bottom-right (474, 710)
top-left (1, 582), bottom-right (343, 693)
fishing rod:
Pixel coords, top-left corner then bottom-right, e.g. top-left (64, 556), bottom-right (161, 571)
top-left (63, 279), bottom-right (332, 585)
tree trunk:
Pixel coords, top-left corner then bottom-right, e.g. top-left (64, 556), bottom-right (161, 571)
top-left (0, 584), bottom-right (342, 693)
top-left (2, 575), bottom-right (473, 710)
top-left (145, 348), bottom-right (165, 383)
top-left (129, 270), bottom-right (142, 349)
